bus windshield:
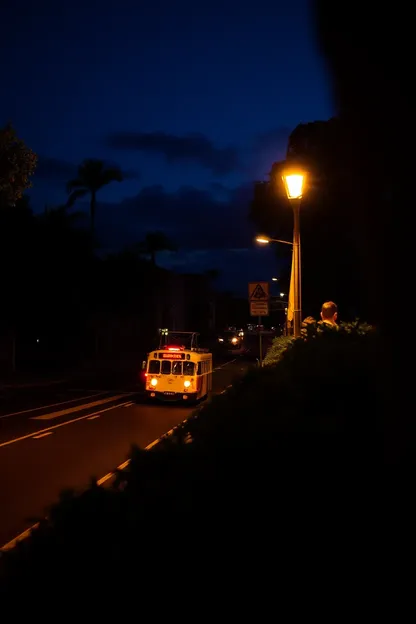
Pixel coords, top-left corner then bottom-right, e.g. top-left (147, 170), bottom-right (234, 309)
top-left (183, 361), bottom-right (195, 375)
top-left (149, 356), bottom-right (196, 376)
top-left (161, 360), bottom-right (171, 374)
top-left (172, 362), bottom-right (182, 375)
top-left (148, 360), bottom-right (160, 374)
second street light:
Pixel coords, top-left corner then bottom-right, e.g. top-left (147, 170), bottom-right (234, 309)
top-left (255, 235), bottom-right (292, 247)
top-left (282, 171), bottom-right (305, 338)
top-left (255, 236), bottom-right (293, 334)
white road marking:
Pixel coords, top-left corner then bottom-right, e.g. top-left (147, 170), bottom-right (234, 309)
top-left (220, 384), bottom-right (233, 394)
top-left (31, 394), bottom-right (132, 421)
top-left (87, 415), bottom-right (100, 420)
top-left (0, 401), bottom-right (132, 449)
top-left (0, 391), bottom-right (110, 420)
top-left (118, 459), bottom-right (130, 470)
top-left (96, 428), bottom-right (177, 484)
top-left (123, 402), bottom-right (134, 407)
top-left (1, 524), bottom-right (40, 551)
top-left (32, 432), bottom-right (53, 440)
top-left (96, 472), bottom-right (113, 486)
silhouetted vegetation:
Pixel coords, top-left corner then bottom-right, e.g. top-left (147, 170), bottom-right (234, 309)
top-left (263, 320), bottom-right (372, 366)
top-left (250, 119), bottom-right (369, 321)
top-left (0, 123), bottom-right (37, 205)
top-left (0, 323), bottom-right (380, 593)
top-left (66, 158), bottom-right (123, 236)
top-left (0, 127), bottom-right (227, 375)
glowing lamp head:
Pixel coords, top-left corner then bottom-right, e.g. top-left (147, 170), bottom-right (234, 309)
top-left (256, 236), bottom-right (270, 244)
top-left (282, 173), bottom-right (305, 199)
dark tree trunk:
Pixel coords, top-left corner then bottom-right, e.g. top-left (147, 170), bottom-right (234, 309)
top-left (90, 191), bottom-right (96, 237)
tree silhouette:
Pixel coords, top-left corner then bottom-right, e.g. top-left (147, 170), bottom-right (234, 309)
top-left (66, 159), bottom-right (123, 236)
top-left (0, 123), bottom-right (37, 206)
top-left (249, 119), bottom-right (366, 320)
top-left (138, 231), bottom-right (176, 266)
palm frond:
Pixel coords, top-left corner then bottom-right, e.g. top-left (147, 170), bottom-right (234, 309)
top-left (66, 188), bottom-right (88, 208)
top-left (102, 167), bottom-right (123, 185)
top-left (66, 178), bottom-right (85, 194)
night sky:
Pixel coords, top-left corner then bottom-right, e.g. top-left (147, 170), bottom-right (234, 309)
top-left (1, 0), bottom-right (333, 296)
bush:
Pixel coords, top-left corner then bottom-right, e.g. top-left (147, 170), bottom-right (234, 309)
top-left (263, 334), bottom-right (295, 366)
top-left (264, 320), bottom-right (373, 367)
top-left (0, 321), bottom-right (381, 595)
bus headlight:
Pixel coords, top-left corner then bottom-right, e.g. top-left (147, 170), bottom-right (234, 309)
top-left (151, 378), bottom-right (158, 387)
top-left (184, 380), bottom-right (191, 388)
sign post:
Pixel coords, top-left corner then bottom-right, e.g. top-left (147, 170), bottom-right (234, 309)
top-left (248, 282), bottom-right (269, 366)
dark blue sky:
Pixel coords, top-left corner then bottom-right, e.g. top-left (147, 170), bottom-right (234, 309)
top-left (1, 0), bottom-right (333, 295)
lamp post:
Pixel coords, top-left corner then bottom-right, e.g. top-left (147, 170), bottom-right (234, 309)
top-left (255, 237), bottom-right (293, 334)
top-left (282, 172), bottom-right (305, 338)
top-left (255, 236), bottom-right (292, 246)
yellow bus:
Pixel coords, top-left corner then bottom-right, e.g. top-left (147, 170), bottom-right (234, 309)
top-left (144, 332), bottom-right (213, 403)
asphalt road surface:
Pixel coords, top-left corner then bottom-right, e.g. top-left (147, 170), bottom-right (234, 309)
top-left (0, 357), bottom-right (249, 549)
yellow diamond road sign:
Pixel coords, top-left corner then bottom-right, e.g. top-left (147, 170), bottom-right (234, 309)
top-left (248, 282), bottom-right (269, 301)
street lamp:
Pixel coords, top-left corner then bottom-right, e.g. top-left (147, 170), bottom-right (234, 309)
top-left (256, 236), bottom-right (271, 244)
top-left (256, 235), bottom-right (292, 246)
top-left (272, 277), bottom-right (279, 282)
top-left (282, 170), bottom-right (305, 337)
top-left (282, 174), bottom-right (305, 200)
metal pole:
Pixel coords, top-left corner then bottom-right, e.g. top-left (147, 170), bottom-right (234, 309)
top-left (258, 315), bottom-right (263, 366)
top-left (292, 199), bottom-right (302, 337)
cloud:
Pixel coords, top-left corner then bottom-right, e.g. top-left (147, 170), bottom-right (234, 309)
top-left (35, 156), bottom-right (139, 184)
top-left (105, 131), bottom-right (241, 176)
top-left (94, 183), bottom-right (255, 253)
top-left (253, 127), bottom-right (292, 153)
top-left (69, 183), bottom-right (281, 296)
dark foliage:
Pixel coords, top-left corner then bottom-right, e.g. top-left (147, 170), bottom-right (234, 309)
top-left (0, 324), bottom-right (382, 594)
top-left (249, 119), bottom-right (370, 321)
top-left (0, 123), bottom-right (37, 205)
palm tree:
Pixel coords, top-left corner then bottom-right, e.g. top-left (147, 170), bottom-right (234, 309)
top-left (139, 231), bottom-right (176, 266)
top-left (66, 159), bottom-right (123, 235)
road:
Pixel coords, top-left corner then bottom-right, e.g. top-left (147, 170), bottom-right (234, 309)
top-left (0, 357), bottom-right (248, 549)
